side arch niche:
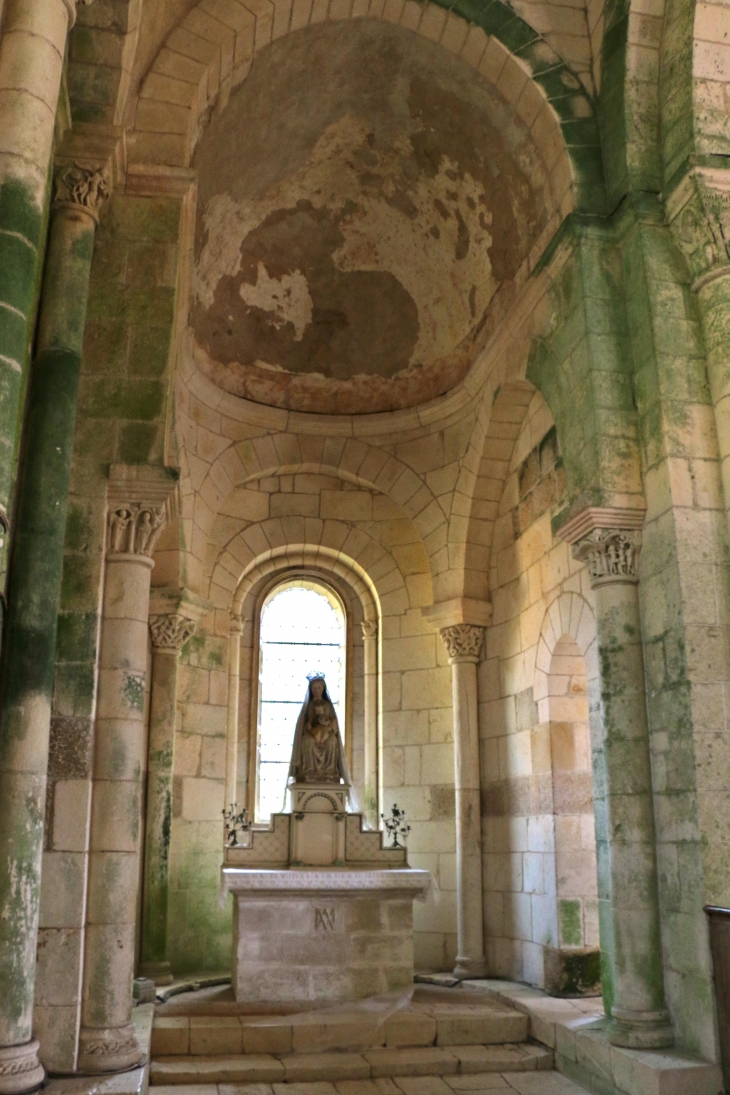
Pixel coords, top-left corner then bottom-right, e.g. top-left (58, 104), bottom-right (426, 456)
top-left (532, 596), bottom-right (601, 997)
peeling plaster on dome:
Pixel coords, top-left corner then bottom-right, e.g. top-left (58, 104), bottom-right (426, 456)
top-left (238, 262), bottom-right (314, 342)
top-left (190, 19), bottom-right (551, 415)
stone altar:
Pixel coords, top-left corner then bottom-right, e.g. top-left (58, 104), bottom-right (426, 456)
top-left (222, 785), bottom-right (430, 1004)
top-left (222, 674), bottom-right (431, 1004)
top-left (222, 865), bottom-right (430, 1004)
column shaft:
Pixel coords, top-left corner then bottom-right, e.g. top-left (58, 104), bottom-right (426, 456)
top-left (224, 617), bottom-right (242, 813)
top-left (0, 169), bottom-right (103, 1091)
top-left (570, 523), bottom-right (672, 1049)
top-left (440, 625), bottom-right (487, 978)
top-left (78, 477), bottom-right (175, 1073)
top-left (697, 276), bottom-right (730, 543)
top-left (668, 175), bottom-right (730, 548)
top-left (362, 619), bottom-right (378, 828)
top-left (140, 615), bottom-right (196, 984)
top-left (0, 0), bottom-right (74, 537)
top-left (79, 552), bottom-right (152, 1071)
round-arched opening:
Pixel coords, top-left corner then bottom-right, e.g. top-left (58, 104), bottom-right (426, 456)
top-left (256, 577), bottom-right (347, 821)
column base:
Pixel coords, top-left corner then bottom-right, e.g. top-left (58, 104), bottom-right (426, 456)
top-left (608, 1007), bottom-right (674, 1049)
top-left (453, 955), bottom-right (488, 978)
top-left (77, 1025), bottom-right (143, 1074)
top-left (0, 1040), bottom-right (44, 1095)
top-left (138, 961), bottom-right (173, 986)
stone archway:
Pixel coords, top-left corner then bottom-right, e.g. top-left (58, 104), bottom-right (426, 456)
top-left (226, 545), bottom-right (381, 824)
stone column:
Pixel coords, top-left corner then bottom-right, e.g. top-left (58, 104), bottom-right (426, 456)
top-left (224, 614), bottom-right (243, 814)
top-left (78, 466), bottom-right (177, 1073)
top-left (668, 168), bottom-right (730, 545)
top-left (361, 619), bottom-right (378, 827)
top-left (139, 612), bottom-right (197, 985)
top-left (562, 512), bottom-right (673, 1049)
top-left (0, 164), bottom-right (106, 1092)
top-left (439, 624), bottom-right (487, 978)
top-left (0, 0), bottom-right (85, 563)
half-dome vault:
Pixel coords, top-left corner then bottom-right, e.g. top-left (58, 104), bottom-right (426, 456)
top-left (191, 18), bottom-right (552, 414)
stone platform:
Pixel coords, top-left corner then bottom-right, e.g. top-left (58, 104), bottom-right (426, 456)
top-left (149, 983), bottom-right (556, 1085)
top-left (222, 868), bottom-right (430, 1004)
top-left (147, 983), bottom-right (603, 1089)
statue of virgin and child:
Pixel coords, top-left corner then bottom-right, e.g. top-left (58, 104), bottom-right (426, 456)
top-left (287, 674), bottom-right (351, 786)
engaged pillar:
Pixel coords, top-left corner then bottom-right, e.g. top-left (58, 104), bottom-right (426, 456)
top-left (439, 623), bottom-right (487, 978)
top-left (668, 169), bottom-right (730, 546)
top-left (562, 510), bottom-right (673, 1049)
top-left (0, 162), bottom-right (106, 1091)
top-left (0, 0), bottom-right (81, 567)
top-left (139, 611), bottom-right (197, 985)
top-left (78, 466), bottom-right (177, 1073)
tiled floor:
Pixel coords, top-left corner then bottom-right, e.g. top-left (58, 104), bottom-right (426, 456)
top-left (150, 1072), bottom-right (590, 1095)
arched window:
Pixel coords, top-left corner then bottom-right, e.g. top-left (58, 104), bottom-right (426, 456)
top-left (256, 579), bottom-right (346, 822)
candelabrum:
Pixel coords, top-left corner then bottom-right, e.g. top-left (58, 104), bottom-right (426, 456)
top-left (381, 803), bottom-right (411, 849)
top-left (223, 803), bottom-right (251, 846)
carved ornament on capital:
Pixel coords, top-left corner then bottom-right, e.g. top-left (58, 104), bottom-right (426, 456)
top-left (667, 167), bottom-right (730, 289)
top-left (54, 163), bottom-right (109, 223)
top-left (149, 613), bottom-right (197, 652)
top-left (230, 613), bottom-right (244, 635)
top-left (572, 528), bottom-right (641, 587)
top-left (107, 503), bottom-right (166, 558)
top-left (439, 623), bottom-right (484, 663)
top-left (361, 620), bottom-right (377, 641)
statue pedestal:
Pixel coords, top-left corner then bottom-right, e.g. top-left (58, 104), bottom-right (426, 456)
top-left (290, 782), bottom-right (348, 866)
top-left (222, 867), bottom-right (430, 1004)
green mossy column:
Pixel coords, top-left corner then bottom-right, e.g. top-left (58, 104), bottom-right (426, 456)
top-left (0, 168), bottom-right (104, 1092)
top-left (140, 613), bottom-right (197, 985)
top-left (0, 0), bottom-right (74, 578)
top-left (669, 173), bottom-right (730, 551)
top-left (566, 517), bottom-right (673, 1050)
top-left (695, 273), bottom-right (730, 534)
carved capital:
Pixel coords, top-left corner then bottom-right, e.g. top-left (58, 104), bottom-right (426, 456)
top-left (572, 528), bottom-right (641, 587)
top-left (667, 167), bottom-right (730, 290)
top-left (149, 613), bottom-right (197, 651)
top-left (361, 620), bottom-right (377, 640)
top-left (107, 503), bottom-right (166, 558)
top-left (230, 613), bottom-right (244, 635)
top-left (439, 623), bottom-right (484, 663)
top-left (54, 163), bottom-right (108, 223)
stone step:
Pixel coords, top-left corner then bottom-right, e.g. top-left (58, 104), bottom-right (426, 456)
top-left (149, 1044), bottom-right (553, 1085)
top-left (152, 1005), bottom-right (528, 1057)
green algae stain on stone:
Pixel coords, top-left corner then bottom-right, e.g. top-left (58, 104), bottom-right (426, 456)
top-left (123, 672), bottom-right (145, 712)
top-left (560, 899), bottom-right (584, 947)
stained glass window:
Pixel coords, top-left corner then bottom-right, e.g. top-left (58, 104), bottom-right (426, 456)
top-left (256, 581), bottom-right (346, 822)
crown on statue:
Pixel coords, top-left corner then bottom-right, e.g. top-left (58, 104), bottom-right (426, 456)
top-left (307, 670), bottom-right (327, 681)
